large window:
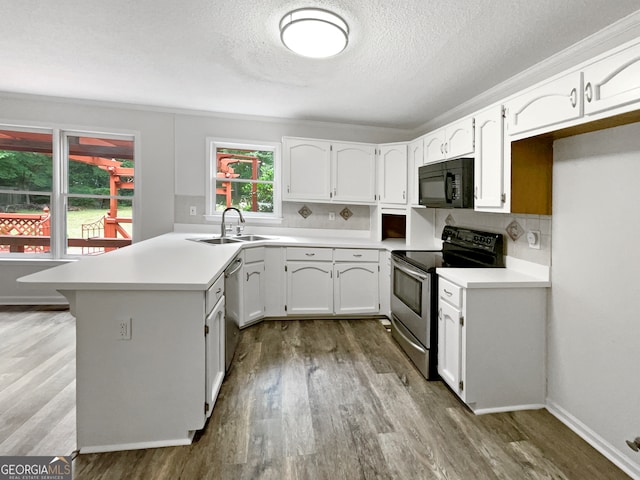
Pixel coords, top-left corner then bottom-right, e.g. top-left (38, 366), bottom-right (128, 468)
top-left (207, 139), bottom-right (280, 220)
top-left (0, 126), bottom-right (136, 258)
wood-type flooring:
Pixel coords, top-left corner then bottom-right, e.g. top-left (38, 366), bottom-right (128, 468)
top-left (0, 308), bottom-right (629, 479)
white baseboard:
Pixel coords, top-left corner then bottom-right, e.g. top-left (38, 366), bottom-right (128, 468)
top-left (472, 403), bottom-right (546, 415)
top-left (546, 400), bottom-right (640, 479)
top-left (0, 296), bottom-right (68, 306)
top-left (79, 434), bottom-right (194, 454)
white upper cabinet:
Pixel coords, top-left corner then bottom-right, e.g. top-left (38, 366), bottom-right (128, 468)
top-left (444, 117), bottom-right (475, 159)
top-left (378, 143), bottom-right (407, 204)
top-left (423, 117), bottom-right (474, 165)
top-left (332, 143), bottom-right (377, 203)
top-left (473, 105), bottom-right (506, 211)
top-left (505, 71), bottom-right (583, 136)
top-left (283, 138), bottom-right (331, 201)
top-left (408, 138), bottom-right (424, 205)
top-left (423, 129), bottom-right (446, 164)
top-left (282, 137), bottom-right (376, 204)
top-left (583, 40), bottom-right (640, 116)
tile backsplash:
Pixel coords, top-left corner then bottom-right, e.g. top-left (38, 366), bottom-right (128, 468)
top-left (174, 195), bottom-right (370, 231)
top-left (434, 209), bottom-right (552, 265)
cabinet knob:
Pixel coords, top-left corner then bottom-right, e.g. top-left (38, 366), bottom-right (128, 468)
top-left (585, 82), bottom-right (593, 103)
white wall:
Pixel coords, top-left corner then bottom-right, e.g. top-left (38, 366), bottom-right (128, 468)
top-left (549, 123), bottom-right (640, 477)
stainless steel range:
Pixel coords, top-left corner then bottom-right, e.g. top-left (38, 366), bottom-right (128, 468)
top-left (390, 226), bottom-right (504, 379)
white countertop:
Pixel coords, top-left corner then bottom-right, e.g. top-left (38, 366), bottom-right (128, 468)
top-left (437, 264), bottom-right (551, 289)
top-left (17, 233), bottom-right (402, 291)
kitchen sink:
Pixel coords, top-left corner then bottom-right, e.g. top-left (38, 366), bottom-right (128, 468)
top-left (195, 237), bottom-right (244, 245)
top-left (232, 235), bottom-right (270, 242)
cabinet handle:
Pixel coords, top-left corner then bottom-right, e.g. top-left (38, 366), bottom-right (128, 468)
top-left (305, 252), bottom-right (315, 257)
top-left (570, 88), bottom-right (577, 108)
top-left (216, 288), bottom-right (222, 294)
top-left (353, 254), bottom-right (362, 257)
top-left (474, 186), bottom-right (478, 199)
top-left (334, 188), bottom-right (337, 196)
top-left (585, 82), bottom-right (593, 103)
top-left (287, 185), bottom-right (290, 193)
top-left (402, 190), bottom-right (406, 200)
top-left (438, 308), bottom-right (442, 319)
top-left (440, 144), bottom-right (444, 154)
top-left (444, 289), bottom-right (453, 296)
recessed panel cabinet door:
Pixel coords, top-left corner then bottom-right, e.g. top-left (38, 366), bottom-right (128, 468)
top-left (286, 261), bottom-right (333, 315)
top-left (242, 261), bottom-right (265, 327)
top-left (583, 40), bottom-right (640, 115)
top-left (506, 71), bottom-right (583, 136)
top-left (378, 144), bottom-right (407, 204)
top-left (334, 263), bottom-right (379, 315)
top-left (408, 138), bottom-right (424, 205)
top-left (205, 297), bottom-right (225, 417)
top-left (444, 117), bottom-right (474, 159)
top-left (474, 105), bottom-right (506, 211)
top-left (423, 129), bottom-right (446, 165)
top-left (332, 143), bottom-right (377, 203)
top-left (283, 138), bottom-right (331, 201)
top-left (438, 300), bottom-right (462, 394)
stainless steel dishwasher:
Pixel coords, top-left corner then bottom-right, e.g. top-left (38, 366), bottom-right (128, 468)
top-left (223, 253), bottom-right (242, 369)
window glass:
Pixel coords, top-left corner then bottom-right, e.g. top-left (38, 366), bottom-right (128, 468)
top-left (212, 145), bottom-right (277, 216)
top-left (0, 129), bottom-right (53, 255)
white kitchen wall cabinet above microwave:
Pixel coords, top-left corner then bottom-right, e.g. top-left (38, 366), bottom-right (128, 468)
top-left (423, 117), bottom-right (475, 165)
top-left (377, 143), bottom-right (408, 205)
top-left (473, 105), bottom-right (505, 211)
top-left (282, 137), bottom-right (376, 204)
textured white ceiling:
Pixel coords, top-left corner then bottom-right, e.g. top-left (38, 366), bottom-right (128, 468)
top-left (1, 1), bottom-right (639, 129)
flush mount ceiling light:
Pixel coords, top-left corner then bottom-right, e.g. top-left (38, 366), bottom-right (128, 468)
top-left (279, 8), bottom-right (349, 58)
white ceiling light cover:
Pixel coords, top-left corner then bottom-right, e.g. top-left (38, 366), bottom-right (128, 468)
top-left (280, 8), bottom-right (349, 58)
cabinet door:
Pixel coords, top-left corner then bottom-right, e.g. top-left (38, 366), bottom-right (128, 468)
top-left (242, 262), bottom-right (265, 327)
top-left (283, 138), bottom-right (331, 201)
top-left (332, 143), bottom-right (377, 203)
top-left (474, 105), bottom-right (506, 210)
top-left (444, 117), bottom-right (474, 159)
top-left (378, 144), bottom-right (407, 204)
top-left (423, 129), bottom-right (446, 165)
top-left (334, 263), bottom-right (379, 315)
top-left (438, 300), bottom-right (462, 393)
top-left (583, 40), bottom-right (640, 115)
top-left (205, 298), bottom-right (225, 417)
top-left (408, 138), bottom-right (424, 205)
top-left (286, 261), bottom-right (333, 315)
top-left (506, 71), bottom-right (583, 136)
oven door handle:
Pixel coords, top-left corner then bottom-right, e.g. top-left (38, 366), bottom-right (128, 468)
top-left (392, 258), bottom-right (429, 281)
top-left (390, 314), bottom-right (426, 354)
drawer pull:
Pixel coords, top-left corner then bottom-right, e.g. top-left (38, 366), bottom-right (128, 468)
top-left (305, 252), bottom-right (316, 257)
top-left (353, 254), bottom-right (363, 257)
top-left (444, 289), bottom-right (453, 296)
top-left (216, 288), bottom-right (222, 294)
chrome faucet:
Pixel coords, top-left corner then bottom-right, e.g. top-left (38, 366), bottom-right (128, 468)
top-left (221, 207), bottom-right (245, 237)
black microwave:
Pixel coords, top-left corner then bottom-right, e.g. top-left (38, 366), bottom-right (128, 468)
top-left (418, 158), bottom-right (474, 208)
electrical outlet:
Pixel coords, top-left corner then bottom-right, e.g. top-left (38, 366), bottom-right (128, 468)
top-left (189, 206), bottom-right (197, 216)
top-left (328, 212), bottom-right (335, 221)
top-left (527, 230), bottom-right (541, 249)
top-left (117, 317), bottom-right (132, 340)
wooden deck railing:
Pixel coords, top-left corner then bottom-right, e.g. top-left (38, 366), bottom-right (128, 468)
top-left (0, 235), bottom-right (131, 253)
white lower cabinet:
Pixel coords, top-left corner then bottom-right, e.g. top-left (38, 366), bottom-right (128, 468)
top-left (285, 247), bottom-right (380, 316)
top-left (334, 249), bottom-right (379, 315)
top-left (205, 295), bottom-right (225, 418)
top-left (438, 277), bottom-right (546, 414)
top-left (240, 247), bottom-right (265, 328)
top-left (286, 260), bottom-right (334, 315)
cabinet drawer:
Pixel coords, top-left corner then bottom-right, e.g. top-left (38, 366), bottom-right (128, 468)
top-left (286, 247), bottom-right (333, 261)
top-left (244, 246), bottom-right (265, 264)
top-left (439, 278), bottom-right (462, 308)
top-left (205, 274), bottom-right (225, 315)
top-left (334, 248), bottom-right (378, 262)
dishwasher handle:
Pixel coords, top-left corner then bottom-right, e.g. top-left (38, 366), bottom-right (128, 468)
top-left (225, 257), bottom-right (244, 277)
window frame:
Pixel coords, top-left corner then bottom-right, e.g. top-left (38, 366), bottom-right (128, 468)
top-left (205, 137), bottom-right (282, 224)
top-left (0, 122), bottom-right (141, 260)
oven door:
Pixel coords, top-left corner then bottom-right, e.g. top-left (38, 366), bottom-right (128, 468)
top-left (390, 256), bottom-right (431, 347)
